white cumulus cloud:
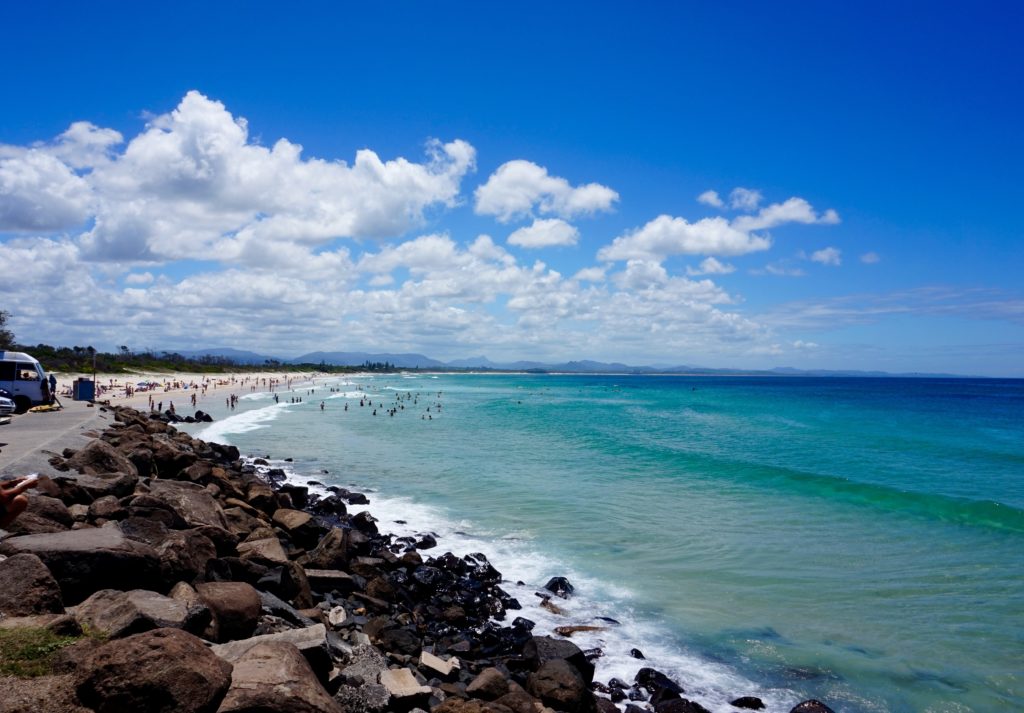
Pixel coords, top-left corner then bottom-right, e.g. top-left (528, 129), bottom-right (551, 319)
top-left (729, 187), bottom-right (763, 210)
top-left (860, 251), bottom-right (880, 264)
top-left (598, 215), bottom-right (772, 261)
top-left (810, 247), bottom-right (842, 266)
top-left (507, 218), bottom-right (579, 249)
top-left (697, 190), bottom-right (723, 208)
top-left (600, 195), bottom-right (838, 263)
top-left (687, 256), bottom-right (736, 276)
top-left (2, 91), bottom-right (477, 264)
top-left (474, 160), bottom-right (618, 223)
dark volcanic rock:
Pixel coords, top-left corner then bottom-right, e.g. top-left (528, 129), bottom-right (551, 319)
top-left (790, 701), bottom-right (836, 713)
top-left (635, 667), bottom-right (685, 695)
top-left (75, 627), bottom-right (232, 713)
top-left (0, 553), bottom-right (64, 616)
top-left (524, 635), bottom-right (595, 684)
top-left (730, 696), bottom-right (766, 710)
top-left (543, 576), bottom-right (575, 599)
top-left (655, 699), bottom-right (712, 713)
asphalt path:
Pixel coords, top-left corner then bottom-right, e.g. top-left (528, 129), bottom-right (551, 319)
top-left (0, 398), bottom-right (112, 479)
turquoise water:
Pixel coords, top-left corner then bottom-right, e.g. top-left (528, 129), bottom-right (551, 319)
top-left (189, 374), bottom-right (1024, 712)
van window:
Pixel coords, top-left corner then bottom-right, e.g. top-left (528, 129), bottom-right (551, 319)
top-left (17, 368), bottom-right (40, 381)
top-left (0, 361), bottom-right (15, 381)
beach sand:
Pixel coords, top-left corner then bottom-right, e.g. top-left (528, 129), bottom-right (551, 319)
top-left (52, 370), bottom-right (330, 412)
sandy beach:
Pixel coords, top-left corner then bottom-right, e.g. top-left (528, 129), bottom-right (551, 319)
top-left (52, 370), bottom-right (331, 413)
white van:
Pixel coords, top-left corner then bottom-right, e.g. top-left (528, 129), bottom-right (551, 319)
top-left (0, 351), bottom-right (52, 413)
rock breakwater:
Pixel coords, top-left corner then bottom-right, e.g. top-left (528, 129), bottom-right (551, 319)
top-left (0, 405), bottom-right (833, 713)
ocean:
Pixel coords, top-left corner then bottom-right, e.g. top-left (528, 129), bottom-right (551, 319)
top-left (185, 373), bottom-right (1024, 713)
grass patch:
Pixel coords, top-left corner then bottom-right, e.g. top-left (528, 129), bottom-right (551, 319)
top-left (0, 628), bottom-right (82, 678)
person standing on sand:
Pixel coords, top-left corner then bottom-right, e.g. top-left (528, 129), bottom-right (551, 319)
top-left (0, 476), bottom-right (39, 528)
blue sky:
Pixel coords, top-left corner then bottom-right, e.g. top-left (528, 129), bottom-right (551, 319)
top-left (2, 2), bottom-right (1022, 375)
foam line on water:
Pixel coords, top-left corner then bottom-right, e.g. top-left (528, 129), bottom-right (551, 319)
top-left (193, 402), bottom-right (295, 444)
top-left (263, 461), bottom-right (801, 713)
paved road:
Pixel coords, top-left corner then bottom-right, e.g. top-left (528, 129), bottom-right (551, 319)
top-left (0, 399), bottom-right (113, 479)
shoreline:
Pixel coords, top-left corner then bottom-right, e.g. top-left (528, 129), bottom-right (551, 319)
top-left (0, 403), bottom-right (833, 713)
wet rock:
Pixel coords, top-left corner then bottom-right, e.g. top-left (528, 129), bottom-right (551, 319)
top-left (217, 640), bottom-right (343, 713)
top-left (415, 534), bottom-right (438, 550)
top-left (544, 576), bottom-right (575, 599)
top-left (351, 511), bottom-right (379, 534)
top-left (196, 581), bottom-right (262, 642)
top-left (0, 553), bottom-right (64, 616)
top-left (790, 702), bottom-right (836, 713)
top-left (635, 667), bottom-right (685, 695)
top-left (526, 658), bottom-right (593, 713)
top-left (75, 628), bottom-right (232, 713)
top-left (555, 625), bottom-right (607, 638)
top-left (655, 699), bottom-right (712, 713)
top-left (382, 626), bottom-right (422, 655)
top-left (0, 526), bottom-right (161, 605)
top-left (630, 648), bottom-right (646, 659)
top-left (730, 697), bottom-right (766, 710)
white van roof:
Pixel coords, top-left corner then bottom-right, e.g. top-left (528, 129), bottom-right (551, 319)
top-left (0, 351), bottom-right (41, 363)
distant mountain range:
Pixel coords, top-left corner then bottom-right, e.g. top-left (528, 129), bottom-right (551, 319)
top-left (167, 348), bottom-right (974, 378)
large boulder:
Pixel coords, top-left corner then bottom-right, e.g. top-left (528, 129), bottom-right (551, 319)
top-left (272, 508), bottom-right (322, 548)
top-left (0, 527), bottom-right (161, 605)
top-left (64, 439), bottom-right (139, 477)
top-left (75, 628), bottom-right (232, 713)
top-left (304, 527), bottom-right (349, 569)
top-left (0, 553), bottom-right (64, 616)
top-left (526, 658), bottom-right (593, 713)
top-left (146, 480), bottom-right (229, 530)
top-left (157, 529), bottom-right (218, 583)
top-left (523, 635), bottom-right (595, 684)
top-left (467, 667), bottom-right (510, 700)
top-left (210, 623), bottom-right (331, 685)
top-left (196, 581), bottom-right (262, 642)
top-left (25, 494), bottom-right (74, 527)
top-left (236, 536), bottom-right (289, 566)
top-left (216, 641), bottom-right (343, 713)
top-left (71, 589), bottom-right (201, 638)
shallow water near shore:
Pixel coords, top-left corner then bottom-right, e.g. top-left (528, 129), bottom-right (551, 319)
top-left (187, 374), bottom-right (1024, 713)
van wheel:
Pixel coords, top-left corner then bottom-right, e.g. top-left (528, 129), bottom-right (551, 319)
top-left (14, 396), bottom-right (31, 414)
